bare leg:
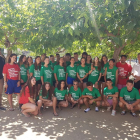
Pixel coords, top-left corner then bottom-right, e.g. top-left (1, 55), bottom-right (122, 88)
top-left (8, 94), bottom-right (13, 109)
top-left (78, 99), bottom-right (83, 109)
top-left (84, 98), bottom-right (90, 108)
top-left (37, 100), bottom-right (42, 114)
top-left (112, 97), bottom-right (117, 110)
top-left (119, 102), bottom-right (126, 111)
top-left (52, 97), bottom-right (58, 115)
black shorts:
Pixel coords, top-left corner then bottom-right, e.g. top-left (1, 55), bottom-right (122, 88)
top-left (21, 83), bottom-right (26, 86)
top-left (53, 81), bottom-right (56, 87)
top-left (19, 104), bottom-right (23, 109)
top-left (99, 76), bottom-right (105, 82)
top-left (77, 78), bottom-right (88, 83)
top-left (134, 80), bottom-right (140, 90)
top-left (36, 80), bottom-right (42, 85)
top-left (57, 100), bottom-right (65, 104)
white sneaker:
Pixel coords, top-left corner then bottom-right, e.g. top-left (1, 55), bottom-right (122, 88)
top-left (111, 110), bottom-right (116, 116)
top-left (95, 107), bottom-right (99, 112)
top-left (107, 106), bottom-right (112, 111)
top-left (84, 108), bottom-right (90, 112)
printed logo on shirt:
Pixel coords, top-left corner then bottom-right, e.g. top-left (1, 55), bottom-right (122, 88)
top-left (45, 70), bottom-right (52, 78)
top-left (118, 67), bottom-right (127, 76)
top-left (71, 92), bottom-right (78, 99)
top-left (107, 72), bottom-right (114, 80)
top-left (86, 93), bottom-right (92, 96)
top-left (20, 67), bottom-right (27, 75)
top-left (69, 70), bottom-right (76, 77)
top-left (91, 70), bottom-right (98, 76)
top-left (58, 69), bottom-right (65, 78)
top-left (8, 68), bottom-right (19, 78)
top-left (55, 92), bottom-right (64, 100)
top-left (34, 69), bottom-right (40, 77)
top-left (124, 95), bottom-right (134, 101)
top-left (79, 69), bottom-right (86, 77)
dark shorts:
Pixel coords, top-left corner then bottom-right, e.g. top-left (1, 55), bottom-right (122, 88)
top-left (77, 78), bottom-right (88, 83)
top-left (134, 80), bottom-right (140, 90)
top-left (19, 104), bottom-right (23, 109)
top-left (53, 81), bottom-right (56, 87)
top-left (67, 77), bottom-right (75, 85)
top-left (99, 76), bottom-right (105, 82)
top-left (57, 100), bottom-right (65, 104)
top-left (36, 80), bottom-right (42, 85)
top-left (125, 100), bottom-right (136, 104)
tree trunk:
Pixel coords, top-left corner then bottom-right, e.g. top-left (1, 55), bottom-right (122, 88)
top-left (6, 49), bottom-right (12, 63)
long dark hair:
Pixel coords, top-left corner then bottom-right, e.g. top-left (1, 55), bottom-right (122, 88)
top-left (57, 80), bottom-right (67, 90)
top-left (92, 57), bottom-right (101, 71)
top-left (8, 53), bottom-right (17, 63)
top-left (26, 56), bottom-right (33, 66)
top-left (87, 55), bottom-right (92, 63)
top-left (20, 76), bottom-right (36, 98)
top-left (34, 56), bottom-right (41, 70)
top-left (59, 57), bottom-right (64, 67)
top-left (80, 57), bottom-right (86, 65)
top-left (18, 55), bottom-right (28, 67)
top-left (101, 55), bottom-right (108, 68)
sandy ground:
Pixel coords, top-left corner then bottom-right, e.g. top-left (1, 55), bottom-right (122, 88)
top-left (0, 94), bottom-right (140, 140)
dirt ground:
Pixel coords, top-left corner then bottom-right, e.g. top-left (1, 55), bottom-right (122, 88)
top-left (0, 94), bottom-right (140, 140)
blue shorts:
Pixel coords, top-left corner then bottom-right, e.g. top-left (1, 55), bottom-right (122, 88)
top-left (67, 77), bottom-right (75, 85)
top-left (5, 79), bottom-right (21, 94)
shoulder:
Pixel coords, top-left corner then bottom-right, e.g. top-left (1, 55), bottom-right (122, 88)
top-left (133, 87), bottom-right (139, 93)
top-left (70, 86), bottom-right (73, 90)
top-left (104, 87), bottom-right (108, 91)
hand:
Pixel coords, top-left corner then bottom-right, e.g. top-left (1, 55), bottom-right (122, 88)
top-left (42, 82), bottom-right (44, 85)
top-left (91, 67), bottom-right (95, 71)
top-left (21, 79), bottom-right (24, 83)
top-left (126, 103), bottom-right (131, 110)
top-left (134, 79), bottom-right (139, 83)
top-left (121, 76), bottom-right (126, 79)
top-left (80, 78), bottom-right (83, 83)
top-left (17, 81), bottom-right (20, 87)
top-left (106, 95), bottom-right (109, 99)
top-left (4, 82), bottom-right (8, 89)
top-left (130, 104), bottom-right (134, 110)
top-left (66, 82), bottom-right (68, 86)
top-left (56, 80), bottom-right (58, 85)
top-left (88, 95), bottom-right (93, 99)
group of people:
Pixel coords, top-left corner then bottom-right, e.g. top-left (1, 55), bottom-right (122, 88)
top-left (0, 50), bottom-right (140, 117)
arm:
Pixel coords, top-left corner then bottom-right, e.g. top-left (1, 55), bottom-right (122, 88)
top-left (132, 99), bottom-right (140, 107)
top-left (17, 71), bottom-right (21, 87)
top-left (82, 73), bottom-right (89, 80)
top-left (97, 73), bottom-right (102, 82)
top-left (81, 95), bottom-right (93, 99)
top-left (30, 72), bottom-right (33, 77)
top-left (119, 97), bottom-right (128, 106)
top-left (104, 67), bottom-right (107, 82)
top-left (28, 97), bottom-right (36, 104)
top-left (41, 76), bottom-right (44, 85)
top-left (54, 73), bottom-right (58, 84)
top-left (39, 96), bottom-right (50, 102)
top-left (107, 92), bottom-right (118, 98)
top-left (77, 73), bottom-right (81, 81)
top-left (4, 74), bottom-right (8, 88)
top-left (66, 73), bottom-right (68, 85)
top-left (115, 69), bottom-right (118, 86)
top-left (92, 96), bottom-right (101, 102)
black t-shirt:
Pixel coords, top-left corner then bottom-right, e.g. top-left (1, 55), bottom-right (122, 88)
top-left (0, 56), bottom-right (5, 79)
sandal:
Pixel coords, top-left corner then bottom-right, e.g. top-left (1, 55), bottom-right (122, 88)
top-left (130, 112), bottom-right (137, 117)
top-left (53, 112), bottom-right (58, 116)
top-left (9, 108), bottom-right (14, 111)
top-left (121, 111), bottom-right (126, 115)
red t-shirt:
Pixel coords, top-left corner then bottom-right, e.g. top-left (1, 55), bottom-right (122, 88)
top-left (3, 63), bottom-right (20, 80)
top-left (116, 62), bottom-right (132, 85)
top-left (19, 86), bottom-right (30, 104)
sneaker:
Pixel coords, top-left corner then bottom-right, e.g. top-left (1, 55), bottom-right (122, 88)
top-left (121, 111), bottom-right (126, 115)
top-left (130, 112), bottom-right (137, 117)
top-left (84, 108), bottom-right (90, 113)
top-left (107, 106), bottom-right (112, 111)
top-left (95, 107), bottom-right (99, 112)
top-left (111, 110), bottom-right (116, 116)
top-left (0, 106), bottom-right (6, 110)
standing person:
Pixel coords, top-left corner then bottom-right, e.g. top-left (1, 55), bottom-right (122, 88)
top-left (54, 57), bottom-right (66, 87)
top-left (49, 55), bottom-right (57, 70)
top-left (88, 57), bottom-right (102, 89)
top-left (39, 82), bottom-right (58, 116)
top-left (30, 56), bottom-right (42, 99)
top-left (18, 55), bottom-right (29, 87)
top-left (82, 52), bottom-right (88, 60)
top-left (86, 55), bottom-right (92, 68)
top-left (0, 49), bottom-right (6, 110)
top-left (66, 57), bottom-right (77, 89)
top-left (81, 82), bottom-right (101, 112)
top-left (27, 56), bottom-right (33, 69)
top-left (3, 53), bottom-right (21, 111)
top-left (102, 79), bottom-right (119, 116)
top-left (54, 80), bottom-right (68, 111)
top-left (19, 76), bottom-right (42, 117)
top-left (56, 53), bottom-right (60, 64)
top-left (41, 53), bottom-right (46, 66)
top-left (104, 59), bottom-right (118, 86)
top-left (116, 55), bottom-right (132, 92)
top-left (99, 55), bottom-right (109, 95)
top-left (132, 53), bottom-right (140, 92)
top-left (65, 53), bottom-right (71, 67)
top-left (74, 53), bottom-right (80, 66)
top-left (119, 80), bottom-right (140, 117)
top-left (77, 57), bottom-right (89, 91)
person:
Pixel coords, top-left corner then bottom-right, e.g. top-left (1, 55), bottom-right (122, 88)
top-left (19, 76), bottom-right (42, 117)
top-left (30, 56), bottom-right (42, 99)
top-left (77, 57), bottom-right (89, 91)
top-left (99, 55), bottom-right (109, 95)
top-left (68, 80), bottom-right (83, 109)
top-left (82, 52), bottom-right (88, 60)
top-left (81, 82), bottom-right (101, 112)
top-left (88, 57), bottom-right (102, 89)
top-left (18, 55), bottom-right (29, 87)
top-left (54, 80), bottom-right (68, 110)
top-left (66, 57), bottom-right (77, 89)
top-left (3, 53), bottom-right (21, 111)
top-left (39, 82), bottom-right (58, 116)
top-left (0, 49), bottom-right (6, 110)
top-left (74, 53), bottom-right (80, 66)
top-left (54, 57), bottom-right (66, 87)
top-left (27, 56), bottom-right (33, 69)
top-left (56, 53), bottom-right (60, 64)
top-left (104, 59), bottom-right (118, 86)
top-left (116, 55), bottom-right (132, 92)
top-left (49, 55), bottom-right (57, 70)
top-left (65, 53), bottom-right (71, 67)
top-left (86, 55), bottom-right (92, 68)
top-left (132, 53), bottom-right (140, 92)
top-left (119, 80), bottom-right (140, 117)
top-left (102, 79), bottom-right (118, 116)
top-left (41, 53), bottom-right (46, 66)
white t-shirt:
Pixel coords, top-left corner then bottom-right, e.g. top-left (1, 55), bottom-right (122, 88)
top-left (132, 63), bottom-right (140, 77)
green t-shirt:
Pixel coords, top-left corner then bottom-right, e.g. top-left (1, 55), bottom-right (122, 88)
top-left (101, 62), bottom-right (109, 74)
top-left (66, 61), bottom-right (71, 67)
top-left (88, 66), bottom-right (101, 84)
top-left (50, 61), bottom-right (57, 70)
top-left (54, 65), bottom-right (66, 81)
top-left (86, 62), bottom-right (91, 68)
top-left (29, 64), bottom-right (41, 81)
top-left (20, 64), bottom-right (28, 83)
top-left (69, 86), bottom-right (82, 100)
top-left (120, 87), bottom-right (140, 101)
top-left (39, 87), bottom-right (49, 99)
top-left (103, 86), bottom-right (118, 99)
top-left (77, 65), bottom-right (88, 78)
top-left (54, 88), bottom-right (68, 100)
top-left (82, 88), bottom-right (101, 99)
top-left (41, 62), bottom-right (45, 66)
top-left (74, 60), bottom-right (80, 66)
top-left (40, 65), bottom-right (53, 86)
top-left (66, 65), bottom-right (77, 79)
top-left (106, 66), bottom-right (118, 86)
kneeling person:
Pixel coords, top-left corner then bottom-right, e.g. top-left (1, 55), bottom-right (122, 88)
top-left (81, 82), bottom-right (101, 112)
top-left (102, 79), bottom-right (118, 116)
top-left (119, 80), bottom-right (140, 117)
top-left (68, 80), bottom-right (83, 109)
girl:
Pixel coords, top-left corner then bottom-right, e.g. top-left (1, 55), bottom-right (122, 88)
top-left (82, 52), bottom-right (88, 60)
top-left (30, 56), bottom-right (42, 99)
top-left (88, 57), bottom-right (102, 89)
top-left (54, 57), bottom-right (66, 87)
top-left (3, 53), bottom-right (21, 111)
top-left (19, 77), bottom-right (42, 117)
top-left (27, 56), bottom-right (33, 69)
top-left (18, 55), bottom-right (29, 87)
top-left (39, 82), bottom-right (58, 116)
top-left (99, 55), bottom-right (109, 95)
top-left (66, 57), bottom-right (77, 89)
top-left (86, 55), bottom-right (92, 68)
top-left (77, 57), bottom-right (89, 91)
top-left (41, 53), bottom-right (46, 66)
top-left (54, 80), bottom-right (68, 111)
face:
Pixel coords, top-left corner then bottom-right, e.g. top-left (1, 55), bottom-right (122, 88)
top-left (87, 55), bottom-right (91, 61)
top-left (10, 55), bottom-right (17, 63)
top-left (106, 81), bottom-right (112, 87)
top-left (28, 57), bottom-right (33, 64)
top-left (59, 58), bottom-right (64, 64)
top-left (41, 54), bottom-right (46, 60)
top-left (45, 84), bottom-right (50, 91)
top-left (138, 54), bottom-right (140, 62)
top-left (109, 60), bottom-right (114, 67)
top-left (50, 56), bottom-right (54, 62)
top-left (36, 57), bottom-right (41, 64)
top-left (61, 81), bottom-right (65, 88)
top-left (31, 78), bottom-right (36, 86)
top-left (102, 56), bottom-right (107, 62)
top-left (82, 54), bottom-right (87, 58)
top-left (44, 58), bottom-right (49, 65)
top-left (22, 56), bottom-right (26, 63)
top-left (94, 57), bottom-right (98, 63)
top-left (70, 58), bottom-right (75, 64)
top-left (87, 86), bottom-right (93, 91)
top-left (121, 56), bottom-right (126, 63)
top-left (73, 82), bottom-right (78, 87)
top-left (74, 54), bottom-right (78, 60)
top-left (56, 55), bottom-right (60, 60)
top-left (126, 82), bottom-right (133, 91)
top-left (81, 58), bottom-right (85, 65)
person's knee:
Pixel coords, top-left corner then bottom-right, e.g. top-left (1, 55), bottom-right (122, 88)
top-left (138, 104), bottom-right (140, 110)
top-left (79, 99), bottom-right (83, 104)
top-left (113, 97), bottom-right (117, 103)
top-left (37, 100), bottom-right (42, 107)
top-left (102, 102), bottom-right (105, 106)
top-left (84, 98), bottom-right (88, 103)
top-left (119, 102), bottom-right (124, 107)
top-left (64, 102), bottom-right (68, 107)
top-left (96, 101), bottom-right (100, 107)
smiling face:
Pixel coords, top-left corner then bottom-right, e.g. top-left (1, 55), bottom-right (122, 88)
top-left (102, 56), bottom-right (107, 63)
top-left (44, 58), bottom-right (50, 65)
top-left (81, 58), bottom-right (85, 65)
top-left (59, 57), bottom-right (64, 64)
top-left (126, 82), bottom-right (133, 91)
top-left (22, 56), bottom-right (26, 63)
top-left (73, 81), bottom-right (78, 88)
top-left (70, 58), bottom-right (75, 65)
top-left (31, 77), bottom-right (36, 86)
top-left (109, 60), bottom-right (114, 67)
top-left (87, 55), bottom-right (91, 62)
top-left (45, 83), bottom-right (50, 91)
top-left (106, 80), bottom-right (112, 87)
top-left (28, 57), bottom-right (33, 64)
top-left (10, 55), bottom-right (17, 63)
top-left (36, 57), bottom-right (41, 64)
top-left (121, 56), bottom-right (126, 63)
top-left (94, 57), bottom-right (99, 63)
top-left (61, 81), bottom-right (65, 89)
top-left (87, 85), bottom-right (93, 91)
top-left (74, 54), bottom-right (78, 60)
